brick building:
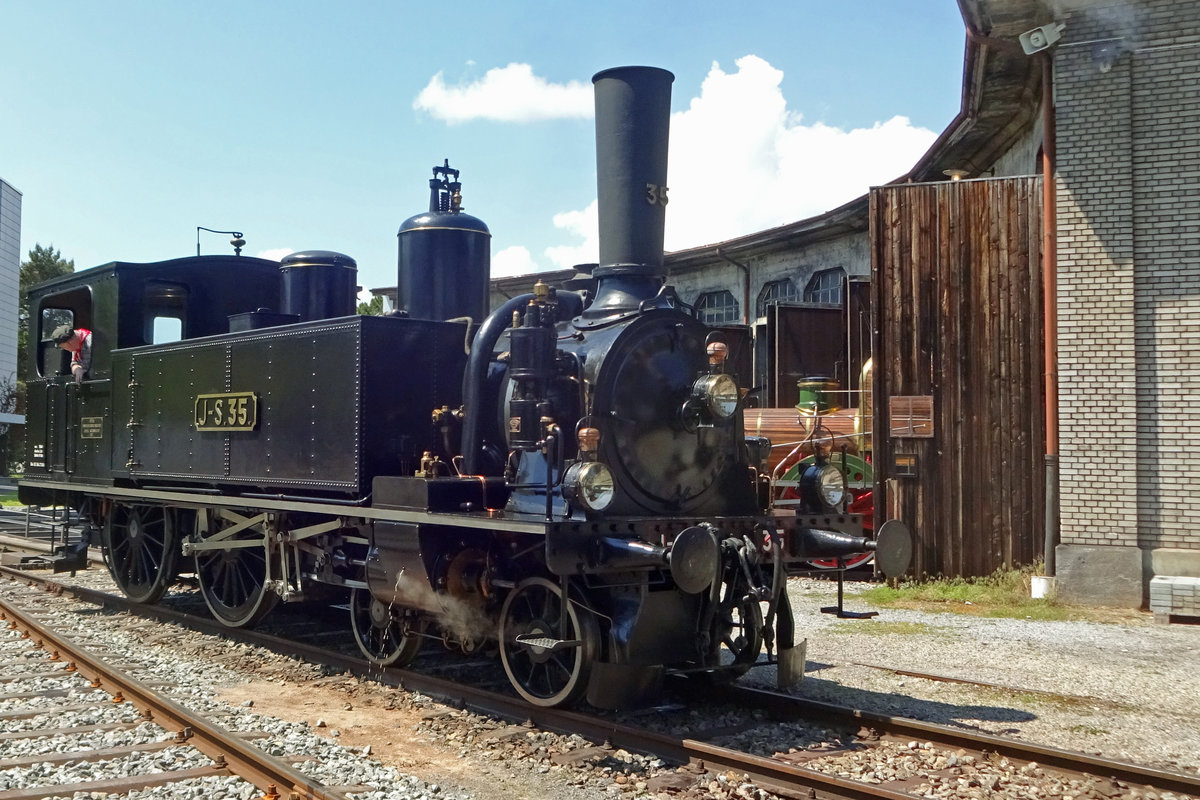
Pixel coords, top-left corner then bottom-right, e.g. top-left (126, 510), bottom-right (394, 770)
top-left (1047, 0), bottom-right (1200, 610)
top-left (0, 178), bottom-right (23, 470)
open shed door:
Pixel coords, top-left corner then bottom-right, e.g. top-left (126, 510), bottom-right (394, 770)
top-left (765, 303), bottom-right (845, 409)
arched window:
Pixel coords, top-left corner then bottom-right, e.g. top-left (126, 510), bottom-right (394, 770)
top-left (695, 290), bottom-right (740, 325)
top-left (756, 278), bottom-right (798, 317)
top-left (804, 268), bottom-right (845, 304)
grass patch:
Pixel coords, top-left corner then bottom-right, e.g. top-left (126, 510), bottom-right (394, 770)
top-left (1006, 691), bottom-right (1102, 712)
top-left (0, 489), bottom-right (22, 507)
top-left (1066, 723), bottom-right (1109, 736)
top-left (855, 565), bottom-right (1139, 623)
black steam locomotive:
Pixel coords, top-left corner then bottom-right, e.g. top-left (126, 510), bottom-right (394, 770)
top-left (19, 67), bottom-right (909, 708)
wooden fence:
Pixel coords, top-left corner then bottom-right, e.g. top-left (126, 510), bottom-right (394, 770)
top-left (870, 176), bottom-right (1044, 577)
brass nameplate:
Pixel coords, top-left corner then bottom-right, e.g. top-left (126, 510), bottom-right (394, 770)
top-left (80, 416), bottom-right (104, 440)
top-left (194, 392), bottom-right (258, 431)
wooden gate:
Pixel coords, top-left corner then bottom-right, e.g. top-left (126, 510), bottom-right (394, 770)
top-left (871, 177), bottom-right (1044, 577)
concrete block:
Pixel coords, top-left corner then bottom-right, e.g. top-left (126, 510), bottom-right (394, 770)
top-left (1055, 544), bottom-right (1143, 608)
top-left (1149, 576), bottom-right (1200, 620)
top-left (1150, 548), bottom-right (1200, 578)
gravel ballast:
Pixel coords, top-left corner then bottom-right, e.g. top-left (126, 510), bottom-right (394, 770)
top-left (776, 577), bottom-right (1200, 776)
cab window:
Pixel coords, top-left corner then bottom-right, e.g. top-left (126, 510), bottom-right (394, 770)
top-left (36, 287), bottom-right (91, 378)
top-left (144, 282), bottom-right (188, 344)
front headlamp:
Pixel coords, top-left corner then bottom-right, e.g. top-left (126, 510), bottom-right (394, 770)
top-left (801, 463), bottom-right (847, 509)
top-left (692, 373), bottom-right (740, 419)
top-left (564, 461), bottom-right (615, 512)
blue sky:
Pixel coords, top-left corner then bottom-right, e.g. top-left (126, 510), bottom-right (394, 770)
top-left (1, 1), bottom-right (967, 293)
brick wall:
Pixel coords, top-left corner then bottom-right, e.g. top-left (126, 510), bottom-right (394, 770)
top-left (1131, 35), bottom-right (1200, 549)
top-left (1055, 7), bottom-right (1138, 550)
top-left (1055, 1), bottom-right (1200, 556)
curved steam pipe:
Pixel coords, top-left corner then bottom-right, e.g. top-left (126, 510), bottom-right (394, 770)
top-left (461, 290), bottom-right (584, 475)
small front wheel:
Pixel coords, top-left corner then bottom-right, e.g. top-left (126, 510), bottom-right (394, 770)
top-left (499, 577), bottom-right (599, 707)
top-left (350, 588), bottom-right (423, 667)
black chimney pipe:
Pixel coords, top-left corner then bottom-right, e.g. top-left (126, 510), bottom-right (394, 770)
top-left (585, 66), bottom-right (674, 320)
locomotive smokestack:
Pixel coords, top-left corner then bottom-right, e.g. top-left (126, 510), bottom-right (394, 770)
top-left (586, 66), bottom-right (674, 319)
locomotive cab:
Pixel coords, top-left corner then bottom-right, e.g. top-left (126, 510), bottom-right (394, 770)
top-left (20, 256), bottom-right (283, 493)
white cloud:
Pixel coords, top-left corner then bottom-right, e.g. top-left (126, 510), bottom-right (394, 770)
top-left (544, 200), bottom-right (598, 269)
top-left (256, 247), bottom-right (294, 261)
top-left (663, 55), bottom-right (937, 250)
top-left (414, 63), bottom-right (592, 124)
top-left (492, 245), bottom-right (541, 278)
top-left (422, 56), bottom-right (940, 278)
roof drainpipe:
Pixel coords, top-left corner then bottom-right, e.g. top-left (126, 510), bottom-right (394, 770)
top-left (716, 247), bottom-right (750, 324)
top-left (1041, 52), bottom-right (1060, 577)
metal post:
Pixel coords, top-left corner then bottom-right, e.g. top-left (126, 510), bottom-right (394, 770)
top-left (1044, 454), bottom-right (1059, 574)
top-left (1041, 53), bottom-right (1060, 577)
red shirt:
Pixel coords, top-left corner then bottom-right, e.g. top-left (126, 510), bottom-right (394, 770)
top-left (69, 328), bottom-right (93, 371)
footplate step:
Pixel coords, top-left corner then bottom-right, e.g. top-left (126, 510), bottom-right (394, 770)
top-left (514, 635), bottom-right (583, 652)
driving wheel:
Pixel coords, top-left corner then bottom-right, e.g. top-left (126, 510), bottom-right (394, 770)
top-left (103, 503), bottom-right (179, 604)
top-left (193, 509), bottom-right (278, 628)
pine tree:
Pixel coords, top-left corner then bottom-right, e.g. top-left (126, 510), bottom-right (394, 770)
top-left (17, 244), bottom-right (74, 382)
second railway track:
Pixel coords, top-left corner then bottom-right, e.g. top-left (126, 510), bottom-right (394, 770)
top-left (0, 589), bottom-right (354, 799)
top-left (0, 571), bottom-right (459, 800)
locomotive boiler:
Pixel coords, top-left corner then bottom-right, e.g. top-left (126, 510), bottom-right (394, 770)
top-left (19, 66), bottom-right (910, 709)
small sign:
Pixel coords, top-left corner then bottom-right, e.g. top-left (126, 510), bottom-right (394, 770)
top-left (194, 392), bottom-right (258, 431)
top-left (892, 453), bottom-right (919, 478)
top-left (80, 416), bottom-right (104, 440)
top-left (889, 395), bottom-right (934, 438)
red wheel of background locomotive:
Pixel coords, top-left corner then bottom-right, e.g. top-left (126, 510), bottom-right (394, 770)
top-left (806, 490), bottom-right (875, 570)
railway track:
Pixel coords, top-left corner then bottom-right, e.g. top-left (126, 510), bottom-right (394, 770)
top-left (0, 581), bottom-right (358, 800)
top-left (3, 565), bottom-right (1198, 800)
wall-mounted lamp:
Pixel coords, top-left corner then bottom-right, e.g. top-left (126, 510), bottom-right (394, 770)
top-left (1019, 22), bottom-right (1065, 55)
top-left (942, 169), bottom-right (970, 181)
top-left (197, 227), bottom-right (246, 256)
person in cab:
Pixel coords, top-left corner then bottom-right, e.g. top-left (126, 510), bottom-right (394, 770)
top-left (52, 325), bottom-right (92, 384)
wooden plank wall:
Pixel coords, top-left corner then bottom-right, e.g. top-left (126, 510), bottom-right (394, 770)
top-left (870, 177), bottom-right (1044, 578)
